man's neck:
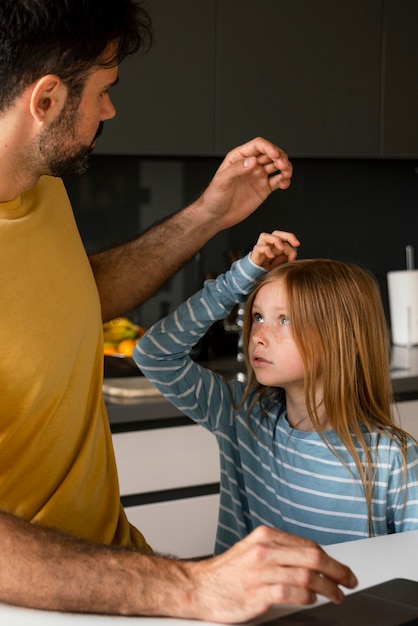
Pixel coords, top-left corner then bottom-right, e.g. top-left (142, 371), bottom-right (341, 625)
top-left (0, 101), bottom-right (42, 202)
top-left (0, 166), bottom-right (40, 203)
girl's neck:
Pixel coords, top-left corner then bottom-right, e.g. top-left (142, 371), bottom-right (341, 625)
top-left (285, 394), bottom-right (331, 431)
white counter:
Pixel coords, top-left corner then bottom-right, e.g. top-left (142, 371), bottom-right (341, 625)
top-left (0, 529), bottom-right (417, 625)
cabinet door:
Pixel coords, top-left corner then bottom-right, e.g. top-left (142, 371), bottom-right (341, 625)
top-left (394, 400), bottom-right (418, 440)
top-left (216, 0), bottom-right (381, 156)
top-left (125, 495), bottom-right (219, 558)
top-left (112, 426), bottom-right (220, 496)
top-left (96, 0), bottom-right (216, 155)
top-left (113, 425), bottom-right (220, 558)
top-left (381, 0), bottom-right (418, 156)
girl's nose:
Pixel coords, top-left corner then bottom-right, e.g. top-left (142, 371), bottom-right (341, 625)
top-left (252, 327), bottom-right (268, 346)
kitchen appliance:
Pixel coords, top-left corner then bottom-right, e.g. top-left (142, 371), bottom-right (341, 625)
top-left (387, 245), bottom-right (418, 346)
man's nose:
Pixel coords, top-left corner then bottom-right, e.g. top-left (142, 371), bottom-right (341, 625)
top-left (101, 93), bottom-right (116, 120)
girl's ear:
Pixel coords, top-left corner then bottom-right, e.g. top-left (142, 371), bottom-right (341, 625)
top-left (29, 75), bottom-right (67, 123)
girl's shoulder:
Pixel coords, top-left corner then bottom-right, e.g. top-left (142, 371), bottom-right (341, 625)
top-left (367, 427), bottom-right (418, 458)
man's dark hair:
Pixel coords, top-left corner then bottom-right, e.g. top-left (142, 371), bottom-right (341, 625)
top-left (0, 0), bottom-right (152, 111)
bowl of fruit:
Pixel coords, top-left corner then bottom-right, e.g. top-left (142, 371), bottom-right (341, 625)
top-left (103, 317), bottom-right (146, 377)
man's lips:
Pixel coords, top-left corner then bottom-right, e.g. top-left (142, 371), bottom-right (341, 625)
top-left (91, 122), bottom-right (104, 148)
top-left (94, 121), bottom-right (104, 141)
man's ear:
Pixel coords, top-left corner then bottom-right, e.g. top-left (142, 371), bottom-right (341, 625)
top-left (29, 75), bottom-right (67, 123)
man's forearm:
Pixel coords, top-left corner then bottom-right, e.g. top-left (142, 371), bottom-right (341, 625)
top-left (90, 200), bottom-right (217, 322)
top-left (89, 138), bottom-right (294, 322)
top-left (0, 510), bottom-right (194, 616)
top-left (0, 512), bottom-right (357, 621)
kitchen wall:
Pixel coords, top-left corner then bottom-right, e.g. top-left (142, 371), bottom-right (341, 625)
top-left (64, 155), bottom-right (418, 333)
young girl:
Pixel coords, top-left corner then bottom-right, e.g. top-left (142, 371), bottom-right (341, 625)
top-left (134, 230), bottom-right (418, 555)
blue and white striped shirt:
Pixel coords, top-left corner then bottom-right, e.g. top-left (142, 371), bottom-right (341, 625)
top-left (134, 254), bottom-right (418, 554)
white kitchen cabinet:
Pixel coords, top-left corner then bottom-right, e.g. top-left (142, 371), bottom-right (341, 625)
top-left (393, 400), bottom-right (418, 440)
top-left (112, 424), bottom-right (220, 558)
top-left (112, 425), bottom-right (220, 494)
top-left (123, 495), bottom-right (219, 558)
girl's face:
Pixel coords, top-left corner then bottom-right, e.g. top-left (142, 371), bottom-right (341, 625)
top-left (248, 279), bottom-right (305, 393)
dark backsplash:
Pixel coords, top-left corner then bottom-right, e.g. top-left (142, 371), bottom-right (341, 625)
top-left (65, 155), bottom-right (418, 328)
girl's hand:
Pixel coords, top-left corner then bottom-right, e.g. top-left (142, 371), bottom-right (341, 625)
top-left (250, 230), bottom-right (300, 270)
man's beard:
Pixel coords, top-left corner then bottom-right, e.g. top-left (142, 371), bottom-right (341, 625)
top-left (38, 103), bottom-right (103, 177)
top-left (46, 143), bottom-right (94, 177)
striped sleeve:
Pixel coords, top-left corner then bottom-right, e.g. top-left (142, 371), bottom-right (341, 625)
top-left (133, 254), bottom-right (265, 431)
top-left (387, 438), bottom-right (418, 533)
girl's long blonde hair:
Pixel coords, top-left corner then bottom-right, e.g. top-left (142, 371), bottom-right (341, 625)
top-left (241, 258), bottom-right (410, 536)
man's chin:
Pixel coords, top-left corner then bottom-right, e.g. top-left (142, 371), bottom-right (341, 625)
top-left (47, 149), bottom-right (93, 177)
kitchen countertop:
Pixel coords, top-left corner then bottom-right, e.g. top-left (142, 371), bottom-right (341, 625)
top-left (389, 345), bottom-right (418, 396)
top-left (104, 348), bottom-right (418, 428)
top-left (104, 357), bottom-right (245, 429)
top-left (1, 529), bottom-right (417, 624)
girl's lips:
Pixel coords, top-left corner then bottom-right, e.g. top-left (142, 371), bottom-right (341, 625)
top-left (252, 354), bottom-right (272, 366)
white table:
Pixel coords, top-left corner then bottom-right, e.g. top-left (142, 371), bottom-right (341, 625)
top-left (0, 530), bottom-right (417, 625)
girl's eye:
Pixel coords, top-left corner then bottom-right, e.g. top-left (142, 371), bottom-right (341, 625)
top-left (279, 315), bottom-right (290, 325)
top-left (252, 312), bottom-right (263, 323)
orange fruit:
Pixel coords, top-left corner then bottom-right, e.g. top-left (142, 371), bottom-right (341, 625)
top-left (117, 338), bottom-right (136, 357)
top-left (137, 326), bottom-right (146, 339)
top-left (103, 342), bottom-right (118, 355)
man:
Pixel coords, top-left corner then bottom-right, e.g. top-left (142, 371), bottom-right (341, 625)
top-left (0, 0), bottom-right (357, 621)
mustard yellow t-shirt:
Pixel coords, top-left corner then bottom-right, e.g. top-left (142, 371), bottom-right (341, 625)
top-left (0, 176), bottom-right (151, 552)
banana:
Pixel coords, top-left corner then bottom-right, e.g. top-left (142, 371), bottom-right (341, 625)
top-left (103, 317), bottom-right (140, 343)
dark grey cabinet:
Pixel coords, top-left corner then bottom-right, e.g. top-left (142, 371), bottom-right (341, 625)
top-left (95, 0), bottom-right (417, 157)
top-left (216, 0), bottom-right (381, 156)
top-left (97, 0), bottom-right (216, 155)
top-left (381, 0), bottom-right (418, 156)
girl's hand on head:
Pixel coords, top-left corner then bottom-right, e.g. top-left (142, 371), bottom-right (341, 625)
top-left (250, 230), bottom-right (300, 270)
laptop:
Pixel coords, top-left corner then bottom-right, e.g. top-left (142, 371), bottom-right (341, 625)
top-left (263, 578), bottom-right (418, 625)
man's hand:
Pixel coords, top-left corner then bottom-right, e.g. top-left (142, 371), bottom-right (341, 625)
top-left (196, 137), bottom-right (293, 231)
top-left (183, 526), bottom-right (358, 624)
top-left (251, 230), bottom-right (300, 270)
top-left (92, 137), bottom-right (293, 321)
